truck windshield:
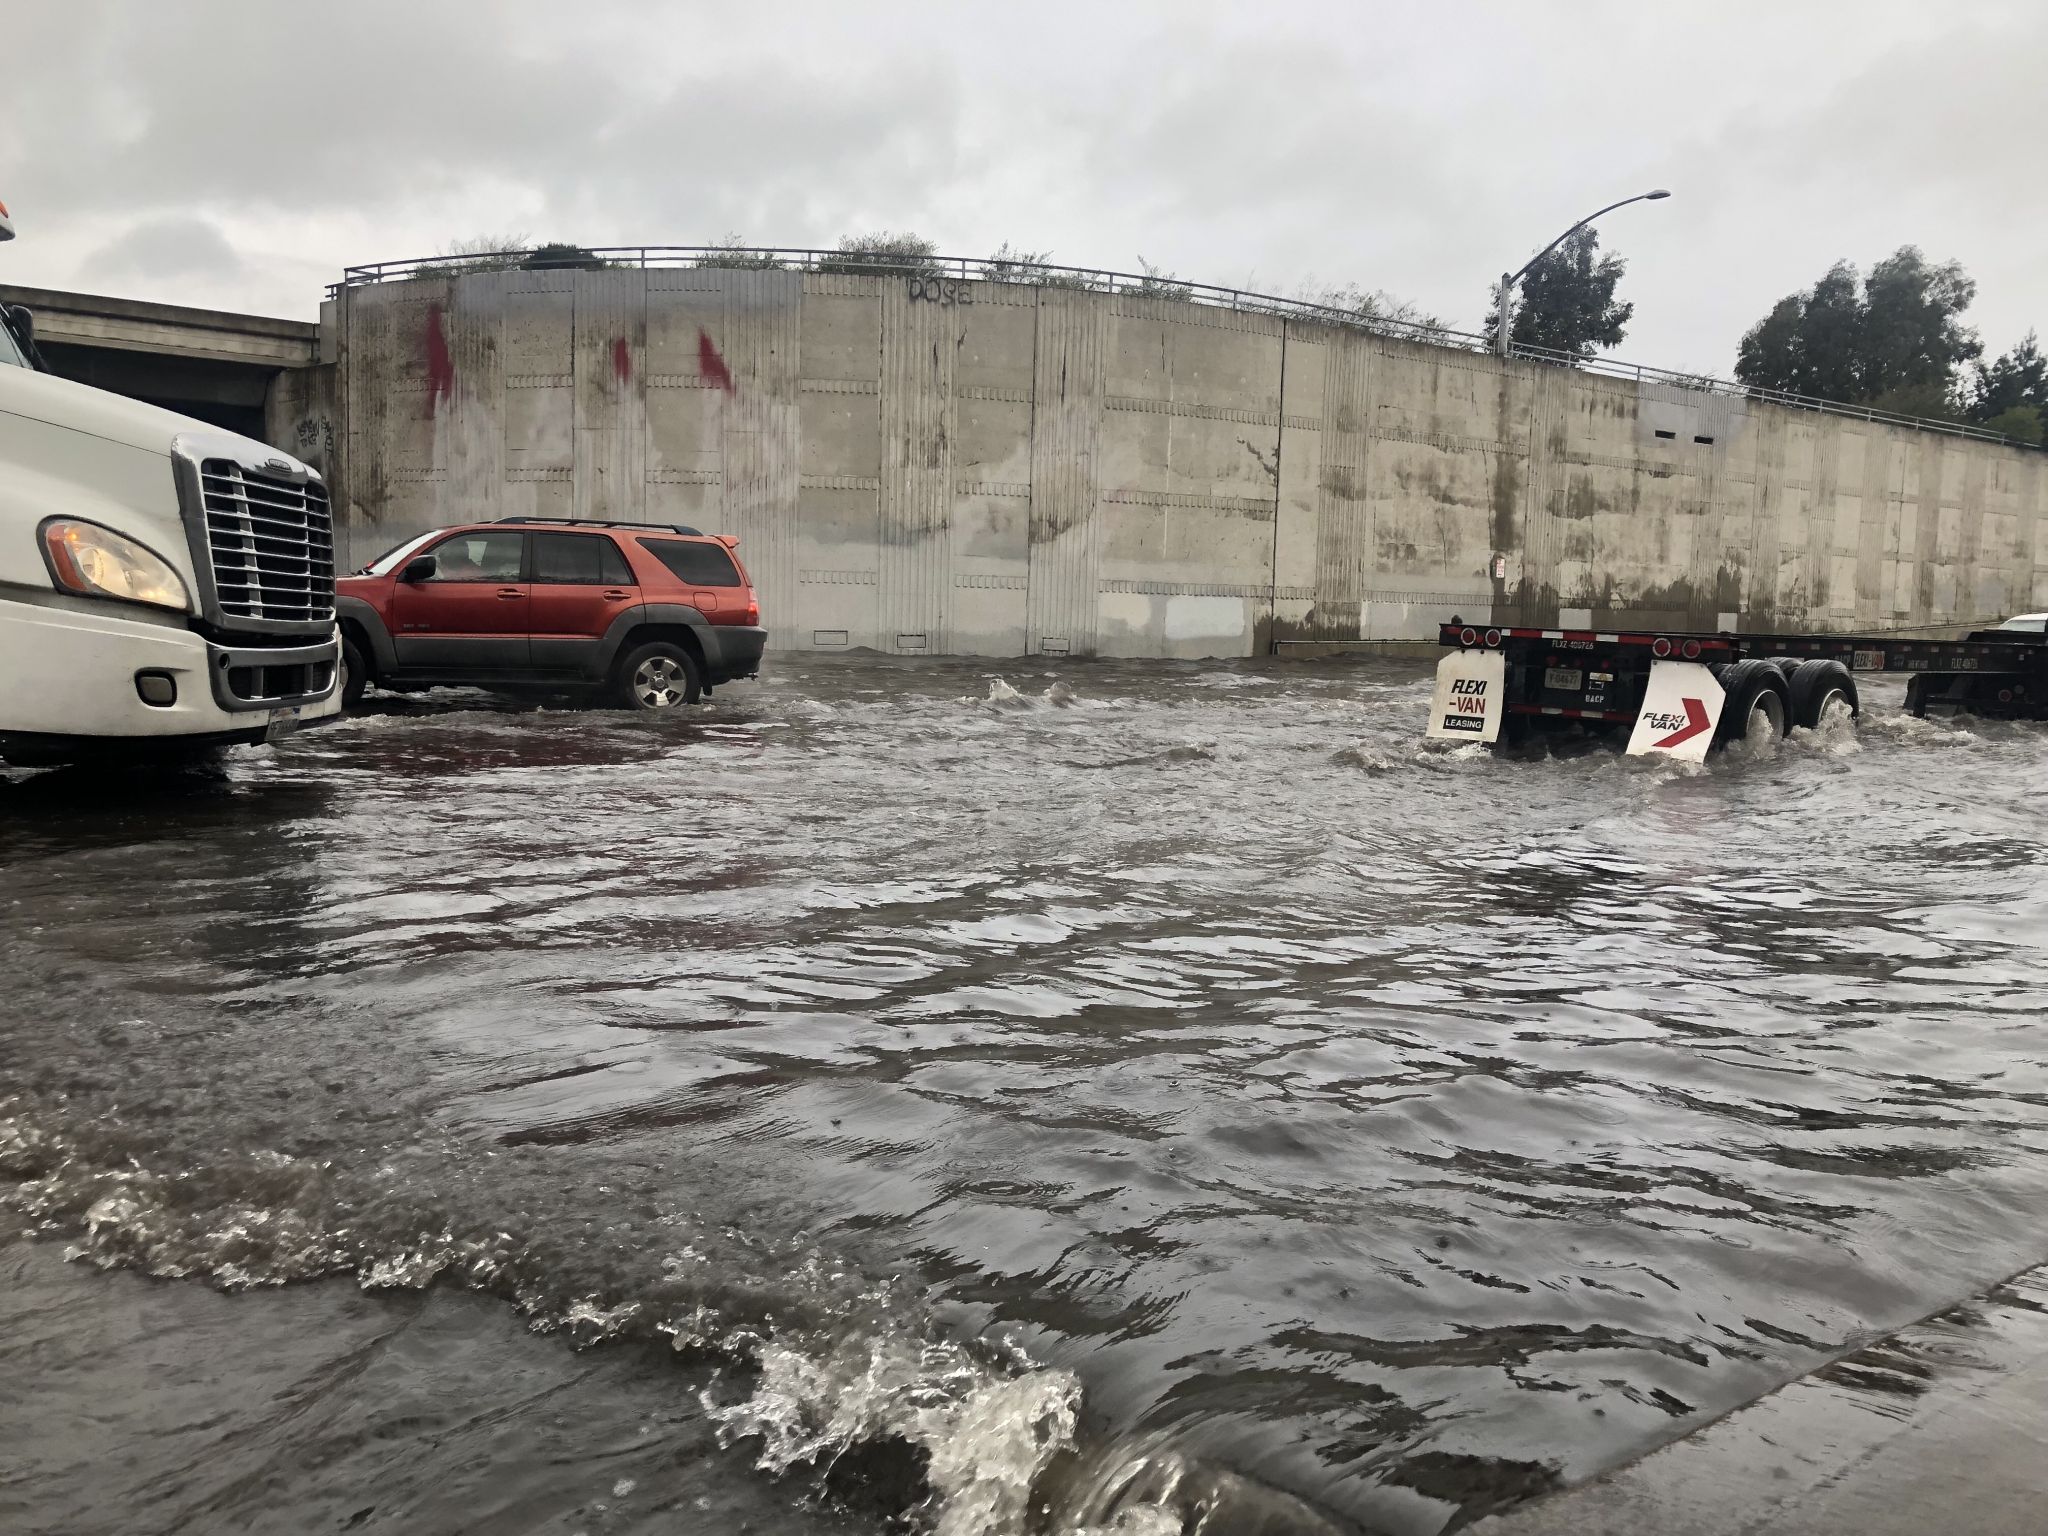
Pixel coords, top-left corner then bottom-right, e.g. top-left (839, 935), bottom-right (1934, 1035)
top-left (0, 313), bottom-right (27, 370)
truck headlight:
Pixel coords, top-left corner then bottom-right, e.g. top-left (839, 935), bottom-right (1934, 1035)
top-left (41, 519), bottom-right (192, 612)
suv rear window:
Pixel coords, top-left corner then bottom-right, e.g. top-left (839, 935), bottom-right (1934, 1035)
top-left (641, 538), bottom-right (742, 587)
top-left (535, 531), bottom-right (634, 585)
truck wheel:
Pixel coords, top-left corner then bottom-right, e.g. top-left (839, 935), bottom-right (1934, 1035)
top-left (1713, 659), bottom-right (1791, 748)
top-left (340, 635), bottom-right (369, 709)
top-left (617, 642), bottom-right (701, 711)
top-left (1787, 659), bottom-right (1858, 729)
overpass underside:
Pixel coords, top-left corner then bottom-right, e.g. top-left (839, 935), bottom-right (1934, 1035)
top-left (0, 283), bottom-right (318, 441)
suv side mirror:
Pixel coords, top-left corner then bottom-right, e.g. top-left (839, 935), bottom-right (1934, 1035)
top-left (401, 555), bottom-right (437, 583)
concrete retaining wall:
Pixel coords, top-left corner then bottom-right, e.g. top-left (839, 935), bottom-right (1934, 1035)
top-left (324, 269), bottom-right (2048, 657)
top-left (265, 361), bottom-right (340, 484)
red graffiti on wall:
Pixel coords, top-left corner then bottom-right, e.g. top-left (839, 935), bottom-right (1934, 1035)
top-left (424, 303), bottom-right (455, 416)
top-left (612, 336), bottom-right (632, 385)
top-left (697, 329), bottom-right (734, 393)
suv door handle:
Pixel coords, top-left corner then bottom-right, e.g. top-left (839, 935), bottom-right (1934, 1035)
top-left (602, 589), bottom-right (632, 600)
top-left (496, 587), bottom-right (522, 599)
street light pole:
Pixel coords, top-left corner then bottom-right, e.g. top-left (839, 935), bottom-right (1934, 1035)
top-left (1495, 189), bottom-right (1670, 358)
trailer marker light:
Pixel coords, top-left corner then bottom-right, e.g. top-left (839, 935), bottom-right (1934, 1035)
top-left (1680, 640), bottom-right (1702, 660)
top-left (1459, 626), bottom-right (1478, 646)
top-left (1484, 628), bottom-right (1501, 647)
top-left (1651, 638), bottom-right (1672, 658)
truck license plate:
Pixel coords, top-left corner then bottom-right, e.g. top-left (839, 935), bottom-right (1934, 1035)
top-left (1543, 667), bottom-right (1584, 691)
top-left (265, 705), bottom-right (305, 743)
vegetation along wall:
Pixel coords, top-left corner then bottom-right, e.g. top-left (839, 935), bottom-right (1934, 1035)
top-left (305, 266), bottom-right (2048, 658)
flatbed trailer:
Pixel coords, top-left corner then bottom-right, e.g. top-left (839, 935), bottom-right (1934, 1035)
top-left (1426, 618), bottom-right (2048, 760)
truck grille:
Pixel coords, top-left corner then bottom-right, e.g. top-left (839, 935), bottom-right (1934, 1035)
top-left (199, 460), bottom-right (335, 624)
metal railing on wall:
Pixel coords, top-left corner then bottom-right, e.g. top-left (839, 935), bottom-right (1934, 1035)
top-left (329, 247), bottom-right (2029, 448)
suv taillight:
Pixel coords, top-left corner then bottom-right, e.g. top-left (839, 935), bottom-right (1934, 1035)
top-left (703, 592), bottom-right (759, 626)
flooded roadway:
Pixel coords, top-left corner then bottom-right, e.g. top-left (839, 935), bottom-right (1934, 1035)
top-left (5, 654), bottom-right (2048, 1536)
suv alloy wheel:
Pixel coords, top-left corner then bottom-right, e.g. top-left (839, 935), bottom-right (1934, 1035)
top-left (619, 641), bottom-right (701, 710)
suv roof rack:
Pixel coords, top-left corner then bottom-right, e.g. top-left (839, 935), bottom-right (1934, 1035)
top-left (492, 516), bottom-right (705, 536)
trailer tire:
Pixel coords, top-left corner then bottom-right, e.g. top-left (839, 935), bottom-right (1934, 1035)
top-left (1787, 659), bottom-right (1858, 729)
top-left (1714, 659), bottom-right (1791, 748)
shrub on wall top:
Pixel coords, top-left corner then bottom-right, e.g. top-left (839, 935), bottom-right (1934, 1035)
top-left (521, 243), bottom-right (613, 271)
top-left (817, 231), bottom-right (943, 278)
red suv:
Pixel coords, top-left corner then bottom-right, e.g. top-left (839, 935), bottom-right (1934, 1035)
top-left (334, 518), bottom-right (764, 711)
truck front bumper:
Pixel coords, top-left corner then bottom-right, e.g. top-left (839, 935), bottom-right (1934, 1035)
top-left (0, 596), bottom-right (340, 764)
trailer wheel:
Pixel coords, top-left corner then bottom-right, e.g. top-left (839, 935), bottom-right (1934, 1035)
top-left (1714, 659), bottom-right (1791, 748)
top-left (1787, 659), bottom-right (1858, 729)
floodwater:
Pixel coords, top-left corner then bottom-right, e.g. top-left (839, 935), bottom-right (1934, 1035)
top-left (5, 655), bottom-right (2048, 1536)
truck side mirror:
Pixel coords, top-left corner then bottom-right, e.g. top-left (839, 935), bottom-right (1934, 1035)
top-left (401, 555), bottom-right (437, 583)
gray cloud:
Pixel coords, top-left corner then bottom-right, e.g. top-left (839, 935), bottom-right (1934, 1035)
top-left (81, 217), bottom-right (243, 283)
top-left (4, 0), bottom-right (2042, 374)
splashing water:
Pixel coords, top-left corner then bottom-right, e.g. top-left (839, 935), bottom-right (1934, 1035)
top-left (710, 1335), bottom-right (1083, 1536)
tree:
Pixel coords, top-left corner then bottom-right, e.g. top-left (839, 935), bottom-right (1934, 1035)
top-left (1979, 403), bottom-right (2045, 445)
top-left (1734, 247), bottom-right (1981, 414)
top-left (1969, 331), bottom-right (2046, 443)
top-left (1482, 227), bottom-right (1633, 360)
top-left (1734, 261), bottom-right (1865, 401)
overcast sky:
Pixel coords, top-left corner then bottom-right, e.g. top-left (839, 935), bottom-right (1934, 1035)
top-left (6, 0), bottom-right (2042, 377)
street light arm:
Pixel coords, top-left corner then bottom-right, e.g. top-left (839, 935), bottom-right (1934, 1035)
top-left (1493, 187), bottom-right (1668, 358)
top-left (1507, 192), bottom-right (1666, 288)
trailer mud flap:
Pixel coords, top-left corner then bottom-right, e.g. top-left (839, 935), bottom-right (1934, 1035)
top-left (1426, 650), bottom-right (1505, 744)
top-left (1625, 661), bottom-right (1725, 762)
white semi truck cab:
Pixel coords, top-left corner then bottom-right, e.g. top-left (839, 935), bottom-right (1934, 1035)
top-left (0, 199), bottom-right (340, 767)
